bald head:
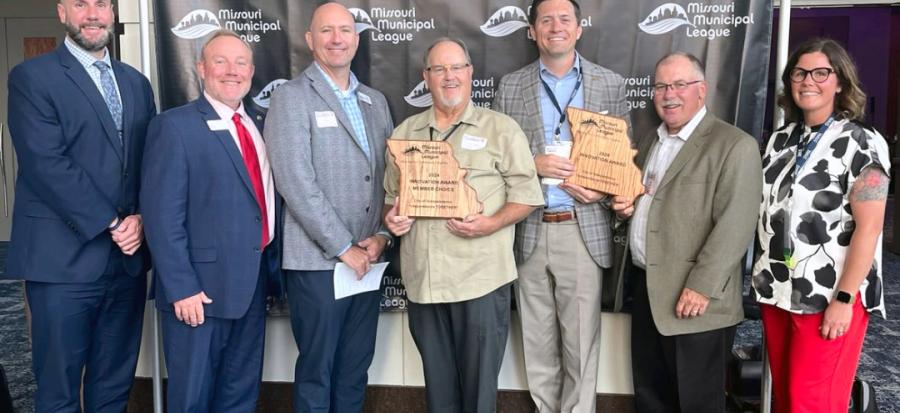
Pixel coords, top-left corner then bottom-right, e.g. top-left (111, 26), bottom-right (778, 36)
top-left (306, 2), bottom-right (359, 82)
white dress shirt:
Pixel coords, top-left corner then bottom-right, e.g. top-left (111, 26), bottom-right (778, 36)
top-left (630, 106), bottom-right (707, 268)
top-left (205, 92), bottom-right (276, 246)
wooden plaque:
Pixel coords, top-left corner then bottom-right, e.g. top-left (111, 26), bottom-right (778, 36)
top-left (565, 107), bottom-right (644, 198)
top-left (386, 139), bottom-right (483, 218)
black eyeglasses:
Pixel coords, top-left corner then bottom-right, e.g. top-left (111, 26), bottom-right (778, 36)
top-left (651, 80), bottom-right (702, 93)
top-left (789, 67), bottom-right (834, 83)
top-left (425, 63), bottom-right (470, 76)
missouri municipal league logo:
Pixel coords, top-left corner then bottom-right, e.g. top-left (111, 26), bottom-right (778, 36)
top-left (638, 2), bottom-right (756, 40)
top-left (480, 6), bottom-right (528, 37)
top-left (349, 8), bottom-right (380, 33)
top-left (638, 4), bottom-right (693, 35)
top-left (404, 81), bottom-right (432, 108)
top-left (171, 9), bottom-right (283, 43)
top-left (252, 79), bottom-right (288, 109)
top-left (171, 9), bottom-right (221, 39)
top-left (348, 7), bottom-right (436, 43)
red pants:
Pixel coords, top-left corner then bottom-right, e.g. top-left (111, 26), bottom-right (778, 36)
top-left (760, 298), bottom-right (868, 413)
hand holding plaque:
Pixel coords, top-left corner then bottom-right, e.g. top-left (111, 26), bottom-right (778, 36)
top-left (386, 139), bottom-right (483, 219)
top-left (565, 107), bottom-right (644, 198)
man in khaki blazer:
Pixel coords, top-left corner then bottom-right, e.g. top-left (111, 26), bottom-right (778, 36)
top-left (613, 52), bottom-right (762, 413)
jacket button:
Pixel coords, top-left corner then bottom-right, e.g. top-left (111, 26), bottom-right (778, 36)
top-left (366, 206), bottom-right (370, 213)
top-left (256, 216), bottom-right (261, 222)
top-left (254, 247), bottom-right (261, 252)
top-left (364, 175), bottom-right (371, 182)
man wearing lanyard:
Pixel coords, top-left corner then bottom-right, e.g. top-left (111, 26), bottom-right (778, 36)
top-left (384, 38), bottom-right (544, 412)
top-left (493, 0), bottom-right (631, 411)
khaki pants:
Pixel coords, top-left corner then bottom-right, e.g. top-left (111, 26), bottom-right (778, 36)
top-left (516, 220), bottom-right (603, 413)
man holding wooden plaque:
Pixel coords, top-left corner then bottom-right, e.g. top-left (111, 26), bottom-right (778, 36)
top-left (383, 38), bottom-right (543, 412)
top-left (493, 0), bottom-right (633, 411)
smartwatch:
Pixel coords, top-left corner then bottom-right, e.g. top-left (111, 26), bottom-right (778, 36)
top-left (835, 290), bottom-right (855, 304)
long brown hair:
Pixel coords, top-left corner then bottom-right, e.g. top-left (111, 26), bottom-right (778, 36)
top-left (777, 38), bottom-right (866, 124)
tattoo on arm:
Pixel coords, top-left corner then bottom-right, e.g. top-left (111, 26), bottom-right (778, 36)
top-left (849, 166), bottom-right (890, 202)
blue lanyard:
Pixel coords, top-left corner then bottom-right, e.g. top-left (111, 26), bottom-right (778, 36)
top-left (792, 115), bottom-right (834, 179)
top-left (540, 70), bottom-right (583, 141)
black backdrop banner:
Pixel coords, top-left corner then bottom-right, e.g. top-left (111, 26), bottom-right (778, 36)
top-left (153, 0), bottom-right (773, 311)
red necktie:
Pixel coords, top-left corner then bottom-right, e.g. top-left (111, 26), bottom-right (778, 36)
top-left (232, 113), bottom-right (269, 247)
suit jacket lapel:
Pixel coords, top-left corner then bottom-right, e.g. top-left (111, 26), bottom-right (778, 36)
top-left (305, 67), bottom-right (366, 155)
top-left (522, 62), bottom-right (545, 153)
top-left (357, 90), bottom-right (378, 175)
top-left (58, 47), bottom-right (123, 162)
top-left (656, 113), bottom-right (714, 191)
top-left (197, 97), bottom-right (255, 198)
top-left (113, 62), bottom-right (134, 168)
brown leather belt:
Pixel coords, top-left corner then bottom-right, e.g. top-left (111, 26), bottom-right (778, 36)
top-left (542, 210), bottom-right (575, 223)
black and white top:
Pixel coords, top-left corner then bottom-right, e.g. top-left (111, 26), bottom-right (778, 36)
top-left (752, 119), bottom-right (890, 318)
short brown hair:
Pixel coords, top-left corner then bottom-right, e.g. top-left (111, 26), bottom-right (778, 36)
top-left (777, 38), bottom-right (866, 123)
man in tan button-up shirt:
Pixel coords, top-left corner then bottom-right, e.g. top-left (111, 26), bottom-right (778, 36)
top-left (384, 38), bottom-right (544, 413)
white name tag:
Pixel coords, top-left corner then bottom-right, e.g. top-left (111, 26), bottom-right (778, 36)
top-left (206, 120), bottom-right (230, 131)
top-left (315, 111), bottom-right (338, 128)
top-left (358, 92), bottom-right (372, 105)
top-left (461, 134), bottom-right (487, 150)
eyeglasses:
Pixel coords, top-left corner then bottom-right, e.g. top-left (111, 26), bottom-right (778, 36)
top-left (425, 63), bottom-right (470, 76)
top-left (789, 67), bottom-right (834, 83)
top-left (651, 80), bottom-right (702, 93)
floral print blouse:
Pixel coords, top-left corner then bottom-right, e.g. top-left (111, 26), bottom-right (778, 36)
top-left (752, 118), bottom-right (891, 318)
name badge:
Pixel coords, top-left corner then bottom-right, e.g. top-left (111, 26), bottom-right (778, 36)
top-left (358, 92), bottom-right (372, 105)
top-left (461, 134), bottom-right (487, 150)
top-left (206, 120), bottom-right (229, 131)
top-left (315, 111), bottom-right (338, 128)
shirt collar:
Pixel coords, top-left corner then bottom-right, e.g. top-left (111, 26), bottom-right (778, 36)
top-left (314, 61), bottom-right (359, 96)
top-left (204, 91), bottom-right (249, 121)
top-left (65, 36), bottom-right (111, 70)
top-left (538, 52), bottom-right (582, 81)
top-left (656, 106), bottom-right (707, 143)
top-left (411, 101), bottom-right (480, 132)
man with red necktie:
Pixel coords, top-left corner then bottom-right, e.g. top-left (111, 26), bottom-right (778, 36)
top-left (141, 29), bottom-right (281, 412)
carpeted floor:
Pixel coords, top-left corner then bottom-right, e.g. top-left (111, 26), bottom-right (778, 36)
top-left (1, 202), bottom-right (898, 412)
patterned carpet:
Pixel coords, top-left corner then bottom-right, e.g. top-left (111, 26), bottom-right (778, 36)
top-left (1, 204), bottom-right (898, 412)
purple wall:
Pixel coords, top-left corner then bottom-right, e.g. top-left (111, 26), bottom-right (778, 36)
top-left (769, 7), bottom-right (893, 137)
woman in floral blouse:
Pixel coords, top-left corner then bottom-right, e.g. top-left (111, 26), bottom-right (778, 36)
top-left (752, 38), bottom-right (890, 412)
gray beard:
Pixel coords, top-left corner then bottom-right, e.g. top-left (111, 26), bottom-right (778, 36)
top-left (65, 21), bottom-right (113, 52)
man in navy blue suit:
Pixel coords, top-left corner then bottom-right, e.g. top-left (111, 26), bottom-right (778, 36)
top-left (4, 0), bottom-right (156, 411)
top-left (141, 30), bottom-right (279, 412)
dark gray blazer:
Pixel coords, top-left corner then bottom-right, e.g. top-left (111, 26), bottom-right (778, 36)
top-left (493, 57), bottom-right (631, 268)
top-left (265, 64), bottom-right (393, 271)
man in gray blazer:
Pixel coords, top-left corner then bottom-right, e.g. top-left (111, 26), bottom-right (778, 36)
top-left (492, 0), bottom-right (630, 411)
top-left (264, 3), bottom-right (393, 411)
top-left (614, 52), bottom-right (762, 413)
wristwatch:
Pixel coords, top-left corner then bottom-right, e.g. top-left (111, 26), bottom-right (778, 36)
top-left (835, 290), bottom-right (855, 304)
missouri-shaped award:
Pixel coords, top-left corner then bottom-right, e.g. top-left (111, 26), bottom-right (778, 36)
top-left (565, 107), bottom-right (644, 198)
top-left (386, 139), bottom-right (483, 218)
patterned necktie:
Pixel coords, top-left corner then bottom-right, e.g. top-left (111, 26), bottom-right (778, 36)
top-left (93, 61), bottom-right (123, 140)
top-left (232, 113), bottom-right (269, 247)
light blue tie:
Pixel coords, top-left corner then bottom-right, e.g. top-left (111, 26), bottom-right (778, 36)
top-left (93, 61), bottom-right (123, 141)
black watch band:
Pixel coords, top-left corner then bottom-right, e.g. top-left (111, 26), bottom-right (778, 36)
top-left (835, 290), bottom-right (855, 304)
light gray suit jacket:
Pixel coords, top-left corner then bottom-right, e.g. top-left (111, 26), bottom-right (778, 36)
top-left (493, 58), bottom-right (631, 269)
top-left (633, 112), bottom-right (762, 335)
top-left (265, 64), bottom-right (393, 271)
